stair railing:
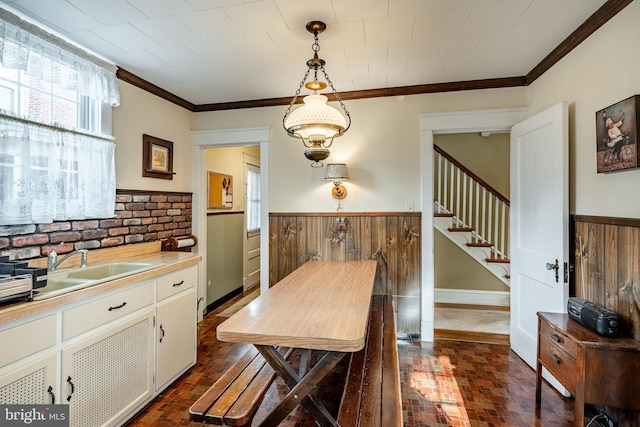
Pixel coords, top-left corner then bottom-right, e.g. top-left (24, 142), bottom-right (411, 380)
top-left (434, 145), bottom-right (510, 260)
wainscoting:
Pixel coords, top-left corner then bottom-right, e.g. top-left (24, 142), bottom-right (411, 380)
top-left (572, 215), bottom-right (640, 426)
top-left (269, 212), bottom-right (421, 337)
top-left (572, 215), bottom-right (640, 340)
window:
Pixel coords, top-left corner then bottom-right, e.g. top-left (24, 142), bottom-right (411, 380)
top-left (0, 9), bottom-right (119, 225)
top-left (246, 166), bottom-right (261, 236)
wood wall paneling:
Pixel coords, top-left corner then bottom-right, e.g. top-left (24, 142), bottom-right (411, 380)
top-left (269, 213), bottom-right (421, 336)
top-left (574, 217), bottom-right (640, 342)
top-left (573, 216), bottom-right (640, 426)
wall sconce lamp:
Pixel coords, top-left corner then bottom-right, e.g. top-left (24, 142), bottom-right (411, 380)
top-left (325, 163), bottom-right (349, 200)
top-left (282, 21), bottom-right (351, 167)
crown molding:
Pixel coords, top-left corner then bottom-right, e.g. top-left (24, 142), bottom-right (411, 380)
top-left (115, 0), bottom-right (633, 112)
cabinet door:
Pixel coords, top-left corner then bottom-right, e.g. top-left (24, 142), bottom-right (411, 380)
top-left (61, 309), bottom-right (154, 427)
top-left (0, 353), bottom-right (57, 405)
top-left (156, 289), bottom-right (196, 390)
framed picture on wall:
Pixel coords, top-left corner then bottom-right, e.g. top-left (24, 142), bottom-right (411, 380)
top-left (143, 134), bottom-right (175, 179)
top-left (595, 95), bottom-right (640, 173)
top-left (208, 172), bottom-right (233, 209)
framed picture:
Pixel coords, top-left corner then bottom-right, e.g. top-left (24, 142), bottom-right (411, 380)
top-left (208, 172), bottom-right (233, 209)
top-left (595, 95), bottom-right (640, 173)
top-left (143, 134), bottom-right (174, 179)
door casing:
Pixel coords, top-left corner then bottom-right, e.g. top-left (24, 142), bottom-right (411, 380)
top-left (420, 108), bottom-right (529, 341)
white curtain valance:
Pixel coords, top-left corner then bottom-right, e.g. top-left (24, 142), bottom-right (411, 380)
top-left (0, 8), bottom-right (119, 106)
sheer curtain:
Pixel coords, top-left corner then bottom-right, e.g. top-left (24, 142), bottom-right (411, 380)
top-left (0, 8), bottom-right (119, 225)
top-left (0, 117), bottom-right (116, 224)
top-left (0, 9), bottom-right (119, 106)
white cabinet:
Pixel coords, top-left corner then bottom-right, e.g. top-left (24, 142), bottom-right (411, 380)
top-left (0, 260), bottom-right (199, 427)
top-left (0, 314), bottom-right (58, 406)
top-left (61, 308), bottom-right (155, 427)
top-left (0, 314), bottom-right (56, 369)
top-left (155, 266), bottom-right (197, 391)
top-left (0, 353), bottom-right (57, 405)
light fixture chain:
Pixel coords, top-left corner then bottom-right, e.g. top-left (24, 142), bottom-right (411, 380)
top-left (320, 66), bottom-right (351, 133)
top-left (282, 67), bottom-right (312, 130)
top-left (312, 32), bottom-right (320, 53)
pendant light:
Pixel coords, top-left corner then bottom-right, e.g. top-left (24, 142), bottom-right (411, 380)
top-left (283, 21), bottom-right (351, 167)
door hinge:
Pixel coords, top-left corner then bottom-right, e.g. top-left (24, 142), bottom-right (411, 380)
top-left (564, 262), bottom-right (569, 283)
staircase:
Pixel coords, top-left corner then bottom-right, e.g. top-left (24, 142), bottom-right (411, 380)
top-left (433, 145), bottom-right (510, 286)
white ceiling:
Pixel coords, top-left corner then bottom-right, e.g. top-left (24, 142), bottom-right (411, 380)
top-left (0, 0), bottom-right (609, 106)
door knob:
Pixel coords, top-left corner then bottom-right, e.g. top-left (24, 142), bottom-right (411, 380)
top-left (546, 259), bottom-right (559, 283)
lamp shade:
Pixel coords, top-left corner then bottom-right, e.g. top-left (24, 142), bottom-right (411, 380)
top-left (284, 94), bottom-right (347, 142)
top-left (325, 163), bottom-right (349, 180)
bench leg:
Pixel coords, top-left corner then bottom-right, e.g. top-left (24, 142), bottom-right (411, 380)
top-left (256, 345), bottom-right (346, 427)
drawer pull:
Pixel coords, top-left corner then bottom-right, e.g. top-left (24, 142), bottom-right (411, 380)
top-left (551, 353), bottom-right (562, 364)
top-left (47, 385), bottom-right (55, 404)
top-left (172, 280), bottom-right (185, 287)
top-left (550, 333), bottom-right (564, 344)
top-left (159, 324), bottom-right (165, 343)
top-left (108, 302), bottom-right (127, 311)
top-left (66, 376), bottom-right (75, 402)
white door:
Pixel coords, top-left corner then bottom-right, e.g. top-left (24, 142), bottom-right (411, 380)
top-left (510, 102), bottom-right (569, 378)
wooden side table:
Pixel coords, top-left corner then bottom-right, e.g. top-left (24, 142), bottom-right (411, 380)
top-left (536, 312), bottom-right (640, 426)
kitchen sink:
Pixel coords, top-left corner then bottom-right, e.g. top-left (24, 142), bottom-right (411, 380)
top-left (66, 262), bottom-right (157, 280)
top-left (34, 262), bottom-right (160, 300)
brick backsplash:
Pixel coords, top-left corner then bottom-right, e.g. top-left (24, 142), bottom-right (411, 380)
top-left (0, 190), bottom-right (192, 261)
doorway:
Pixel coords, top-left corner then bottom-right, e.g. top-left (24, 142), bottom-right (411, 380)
top-left (420, 108), bottom-right (529, 341)
top-left (203, 146), bottom-right (260, 311)
top-left (191, 127), bottom-right (269, 322)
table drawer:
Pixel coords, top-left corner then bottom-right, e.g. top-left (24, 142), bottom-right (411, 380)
top-left (157, 265), bottom-right (196, 301)
top-left (539, 319), bottom-right (577, 359)
top-left (63, 281), bottom-right (154, 340)
top-left (540, 335), bottom-right (577, 393)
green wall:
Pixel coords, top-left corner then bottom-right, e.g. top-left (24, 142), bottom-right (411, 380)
top-left (206, 213), bottom-right (243, 306)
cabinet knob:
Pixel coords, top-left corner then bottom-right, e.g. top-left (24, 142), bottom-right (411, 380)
top-left (550, 333), bottom-right (563, 344)
top-left (551, 353), bottom-right (562, 364)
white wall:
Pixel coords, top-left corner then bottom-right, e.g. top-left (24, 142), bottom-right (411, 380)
top-left (528, 1), bottom-right (640, 218)
top-left (113, 81), bottom-right (193, 192)
top-left (192, 88), bottom-right (528, 213)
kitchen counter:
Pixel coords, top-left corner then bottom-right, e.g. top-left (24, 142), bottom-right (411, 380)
top-left (0, 246), bottom-right (202, 325)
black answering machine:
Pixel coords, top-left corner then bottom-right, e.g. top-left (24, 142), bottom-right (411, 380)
top-left (567, 297), bottom-right (618, 337)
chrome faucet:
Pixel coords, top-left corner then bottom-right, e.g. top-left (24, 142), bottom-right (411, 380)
top-left (48, 247), bottom-right (89, 272)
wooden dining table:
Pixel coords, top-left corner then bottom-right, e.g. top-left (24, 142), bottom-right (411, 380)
top-left (216, 260), bottom-right (377, 427)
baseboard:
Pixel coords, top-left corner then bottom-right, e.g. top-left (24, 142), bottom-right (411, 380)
top-left (206, 286), bottom-right (243, 314)
top-left (435, 288), bottom-right (510, 307)
top-left (435, 329), bottom-right (510, 346)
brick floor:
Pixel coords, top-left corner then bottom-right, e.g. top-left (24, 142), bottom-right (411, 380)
top-left (125, 291), bottom-right (576, 427)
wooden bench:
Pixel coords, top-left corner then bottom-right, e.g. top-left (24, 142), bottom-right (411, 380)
top-left (337, 294), bottom-right (403, 426)
top-left (189, 346), bottom-right (291, 426)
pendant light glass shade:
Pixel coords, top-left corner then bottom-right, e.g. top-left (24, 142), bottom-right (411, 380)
top-left (284, 94), bottom-right (347, 143)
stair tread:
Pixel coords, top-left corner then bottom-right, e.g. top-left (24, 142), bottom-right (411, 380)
top-left (434, 213), bottom-right (455, 217)
top-left (486, 258), bottom-right (510, 264)
top-left (467, 242), bottom-right (493, 248)
top-left (448, 227), bottom-right (474, 232)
